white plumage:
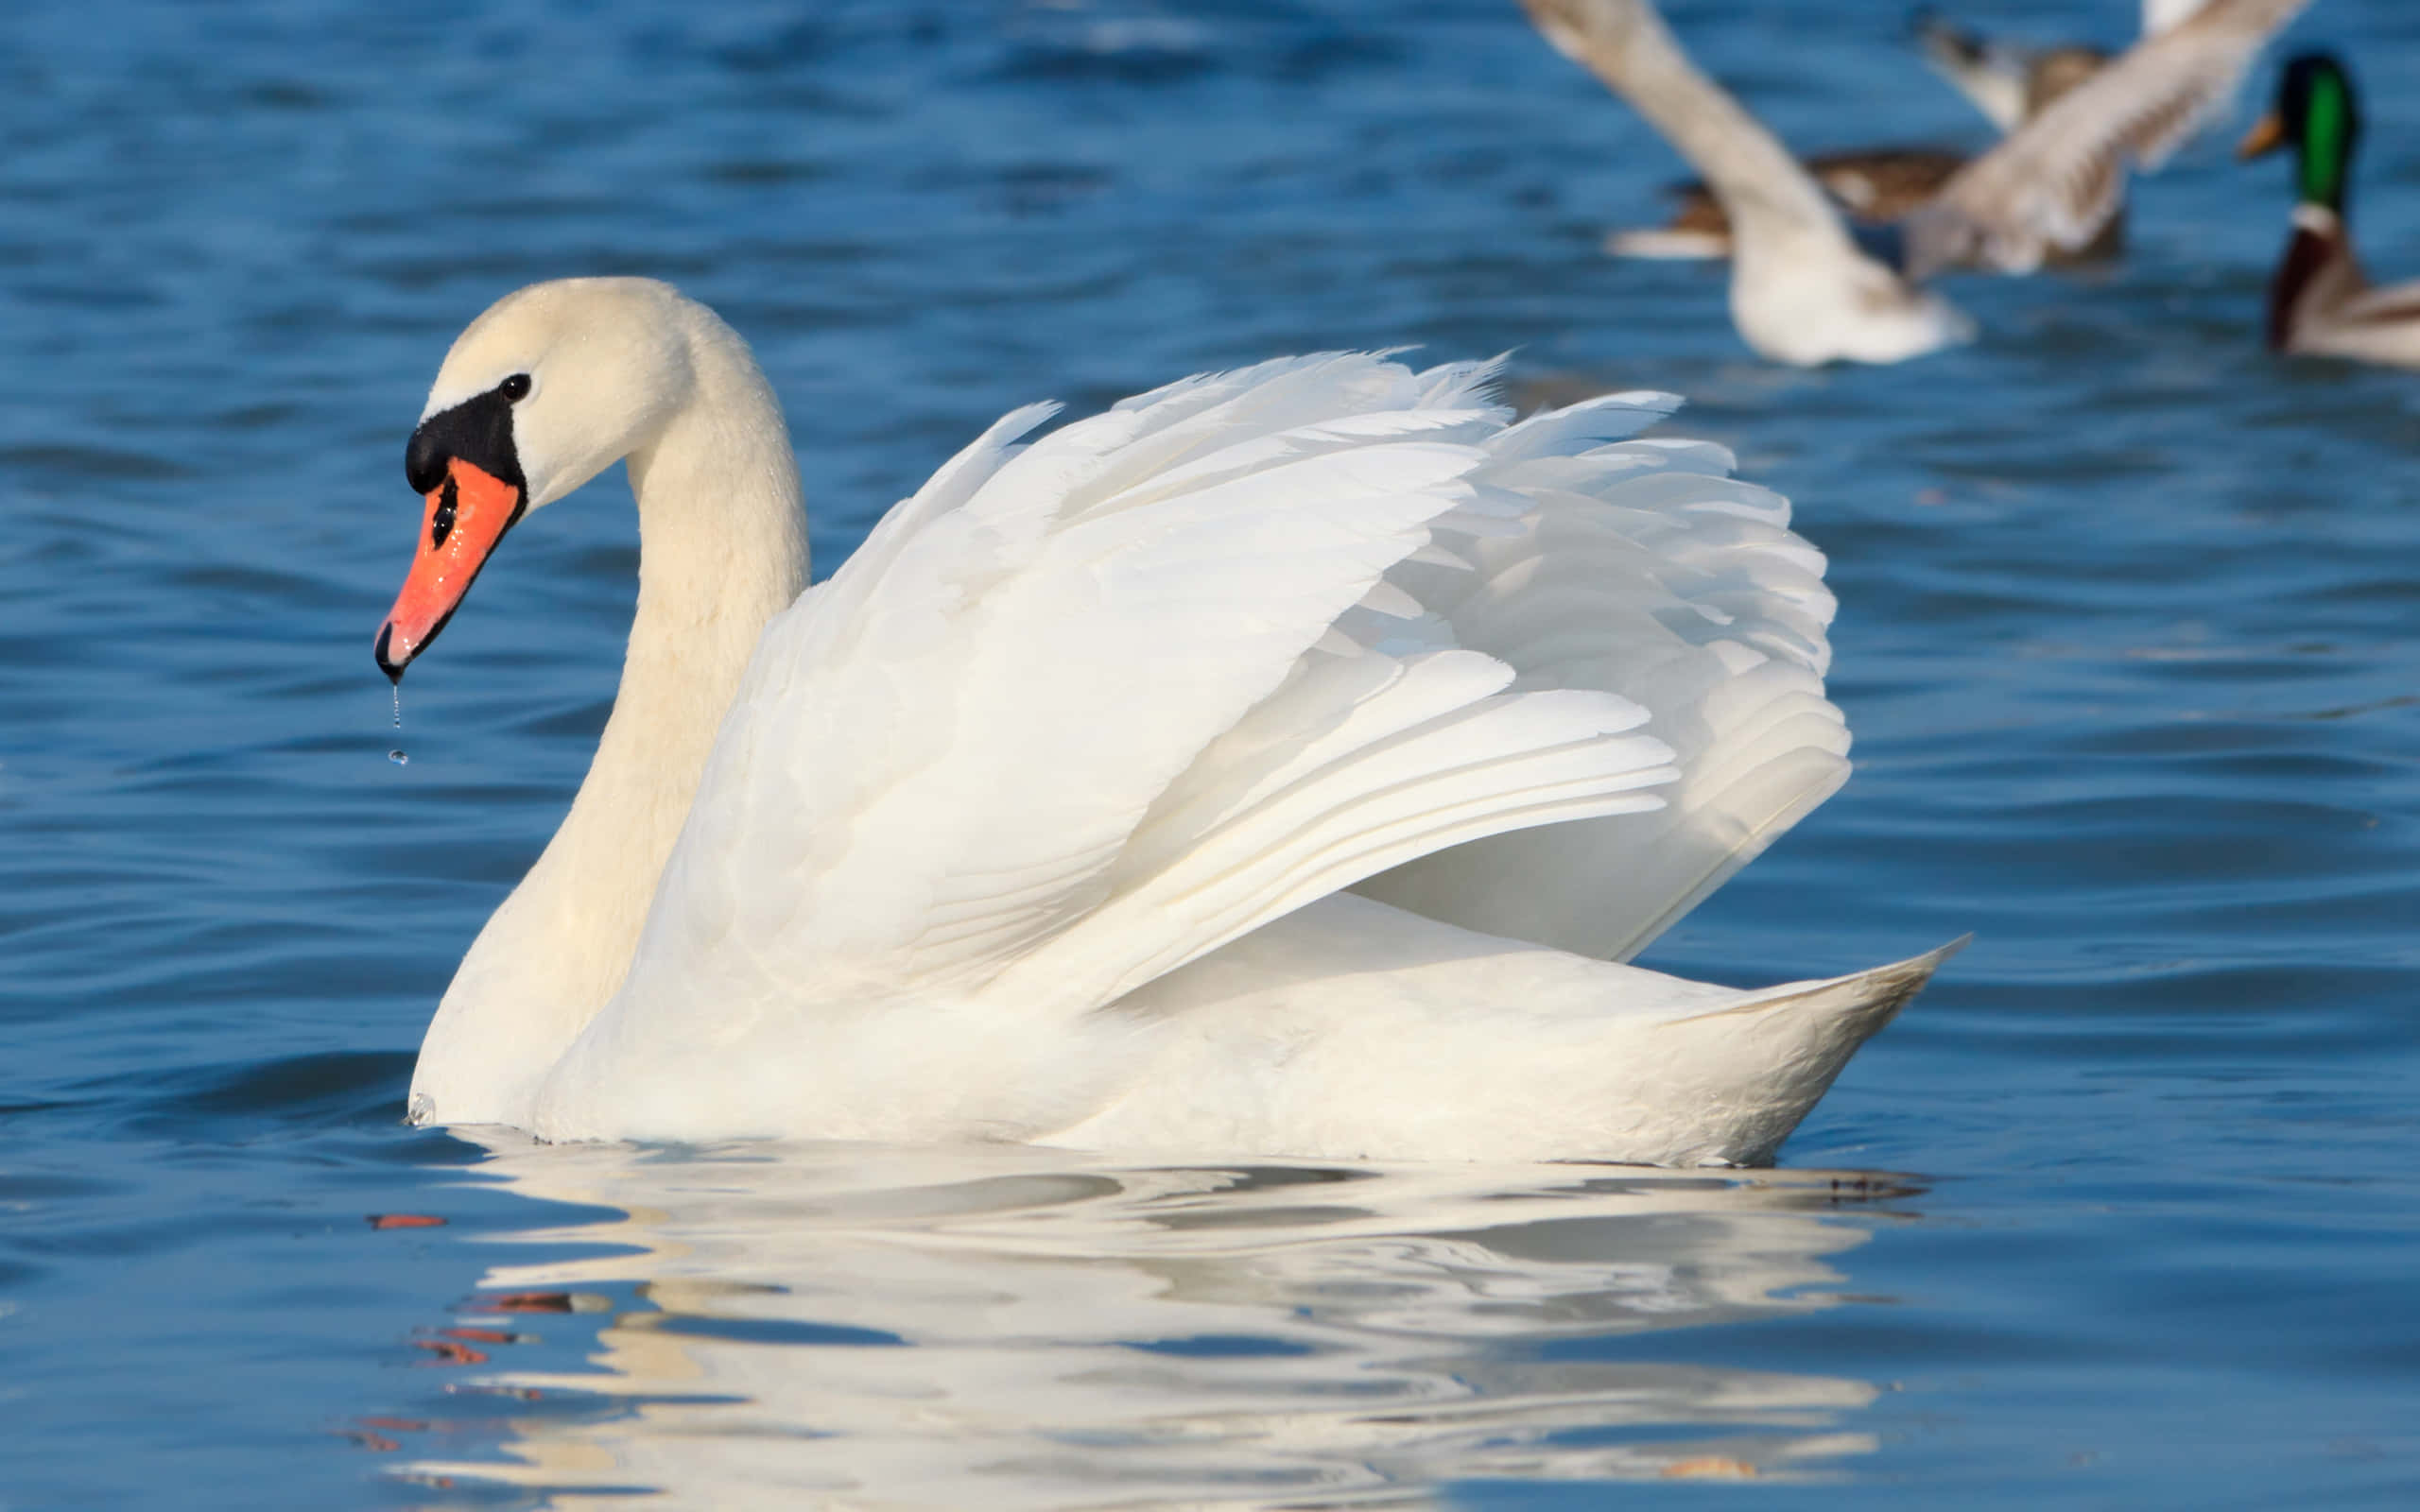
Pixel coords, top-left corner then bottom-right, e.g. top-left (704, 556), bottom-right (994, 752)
top-left (394, 278), bottom-right (1951, 1164)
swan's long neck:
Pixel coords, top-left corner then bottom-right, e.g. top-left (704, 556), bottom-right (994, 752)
top-left (558, 341), bottom-right (809, 984)
top-left (410, 314), bottom-right (807, 1125)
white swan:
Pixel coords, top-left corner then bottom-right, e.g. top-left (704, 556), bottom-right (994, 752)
top-left (378, 278), bottom-right (1954, 1165)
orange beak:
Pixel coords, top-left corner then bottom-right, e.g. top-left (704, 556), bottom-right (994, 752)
top-left (374, 456), bottom-right (525, 679)
top-left (2237, 111), bottom-right (2286, 161)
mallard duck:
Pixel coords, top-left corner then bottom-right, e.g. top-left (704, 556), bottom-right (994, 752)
top-left (1525, 0), bottom-right (2308, 363)
top-left (2238, 52), bottom-right (2420, 368)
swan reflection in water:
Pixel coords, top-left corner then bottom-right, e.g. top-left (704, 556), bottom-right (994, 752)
top-left (394, 1138), bottom-right (1916, 1504)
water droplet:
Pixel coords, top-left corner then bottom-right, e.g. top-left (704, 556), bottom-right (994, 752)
top-left (388, 685), bottom-right (408, 765)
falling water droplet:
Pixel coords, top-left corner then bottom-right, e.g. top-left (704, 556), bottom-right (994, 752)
top-left (391, 684), bottom-right (403, 730)
top-left (389, 749), bottom-right (409, 766)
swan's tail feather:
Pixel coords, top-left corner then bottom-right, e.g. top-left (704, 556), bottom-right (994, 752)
top-left (1672, 936), bottom-right (1965, 1029)
top-left (1652, 936), bottom-right (1964, 1165)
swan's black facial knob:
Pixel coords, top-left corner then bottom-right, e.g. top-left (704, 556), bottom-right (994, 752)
top-left (405, 380), bottom-right (530, 497)
top-left (405, 421), bottom-right (449, 496)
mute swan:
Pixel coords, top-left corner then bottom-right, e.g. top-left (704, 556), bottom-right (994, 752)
top-left (2238, 53), bottom-right (2420, 369)
top-left (1519, 0), bottom-right (2308, 363)
top-left (378, 278), bottom-right (1953, 1164)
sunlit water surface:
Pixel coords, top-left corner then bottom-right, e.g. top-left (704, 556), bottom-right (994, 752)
top-left (4, 1), bottom-right (2418, 1505)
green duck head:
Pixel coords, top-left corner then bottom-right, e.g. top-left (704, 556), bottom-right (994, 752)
top-left (2239, 52), bottom-right (2361, 215)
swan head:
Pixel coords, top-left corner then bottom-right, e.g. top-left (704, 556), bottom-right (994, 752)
top-left (376, 278), bottom-right (699, 679)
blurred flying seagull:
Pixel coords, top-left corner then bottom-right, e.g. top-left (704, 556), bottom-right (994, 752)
top-left (1520, 0), bottom-right (2312, 363)
top-left (1615, 13), bottom-right (2120, 263)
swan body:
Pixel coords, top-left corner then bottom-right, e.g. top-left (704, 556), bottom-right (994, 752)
top-left (382, 278), bottom-right (1950, 1164)
top-left (2239, 53), bottom-right (2420, 369)
top-left (1055, 895), bottom-right (1953, 1165)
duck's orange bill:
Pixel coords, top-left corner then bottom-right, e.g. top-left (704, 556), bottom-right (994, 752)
top-left (375, 457), bottom-right (524, 679)
top-left (2237, 111), bottom-right (2286, 161)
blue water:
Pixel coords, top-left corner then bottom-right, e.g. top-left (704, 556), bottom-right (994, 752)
top-left (5, 0), bottom-right (2418, 1504)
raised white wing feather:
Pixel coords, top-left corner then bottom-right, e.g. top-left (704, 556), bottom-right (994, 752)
top-left (603, 355), bottom-right (1684, 1038)
top-left (1357, 396), bottom-right (1848, 961)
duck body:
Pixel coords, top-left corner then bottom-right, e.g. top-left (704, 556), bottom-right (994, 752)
top-left (2244, 54), bottom-right (2420, 369)
top-left (386, 279), bottom-right (1949, 1164)
top-left (1614, 147), bottom-right (1971, 262)
top-left (2264, 208), bottom-right (2420, 366)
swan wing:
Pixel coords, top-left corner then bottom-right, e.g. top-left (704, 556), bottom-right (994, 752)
top-left (615, 355), bottom-right (1681, 1027)
top-left (1907, 0), bottom-right (2311, 275)
top-left (1356, 399), bottom-right (1847, 961)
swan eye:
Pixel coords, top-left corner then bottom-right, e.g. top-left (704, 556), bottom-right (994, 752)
top-left (498, 373), bottom-right (532, 403)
